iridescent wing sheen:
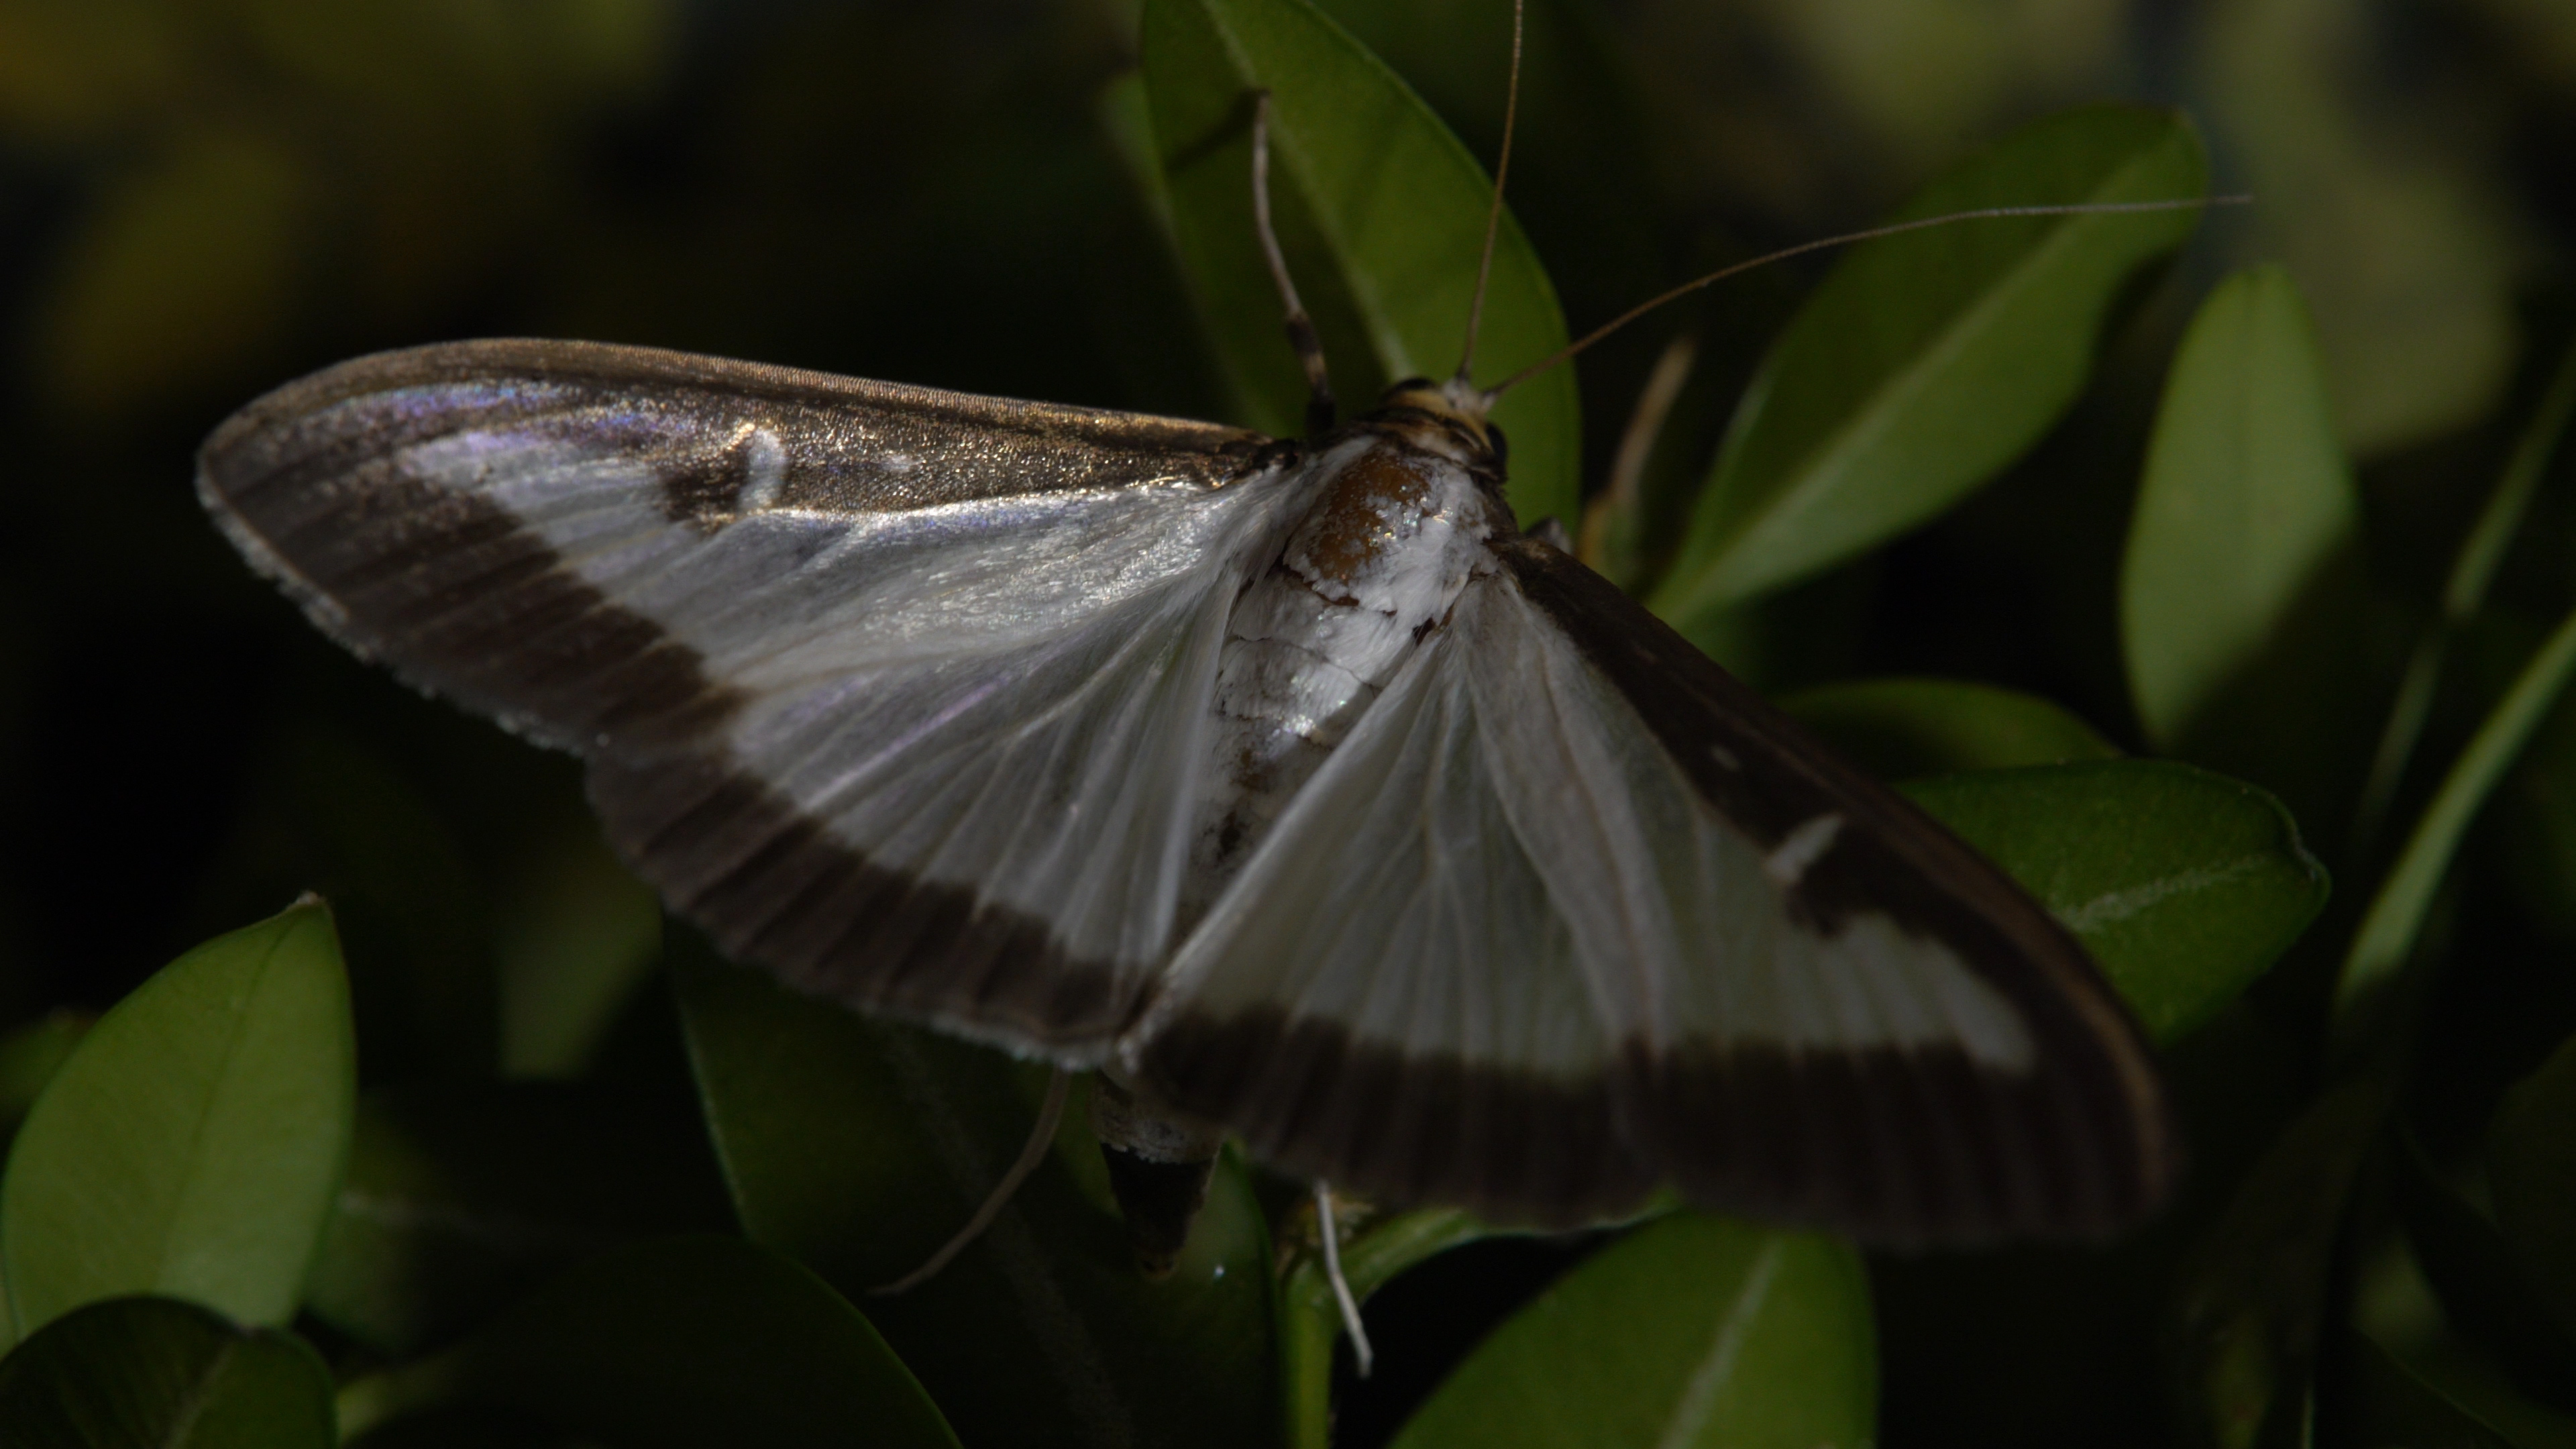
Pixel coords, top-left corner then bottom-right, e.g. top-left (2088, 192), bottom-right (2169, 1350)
top-left (198, 339), bottom-right (1306, 1060)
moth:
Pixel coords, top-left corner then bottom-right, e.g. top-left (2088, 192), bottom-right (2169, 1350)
top-left (193, 74), bottom-right (2178, 1271)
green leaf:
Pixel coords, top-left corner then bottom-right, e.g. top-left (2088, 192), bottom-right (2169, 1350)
top-left (1648, 105), bottom-right (2209, 630)
top-left (1902, 760), bottom-right (2327, 1043)
top-left (1389, 1215), bottom-right (1873, 1449)
top-left (0, 1295), bottom-right (335, 1449)
top-left (2171, 1078), bottom-right (2392, 1449)
top-left (1, 900), bottom-right (356, 1347)
top-left (2343, 1331), bottom-right (2522, 1449)
top-left (2491, 1031), bottom-right (2576, 1349)
top-left (304, 1082), bottom-right (735, 1355)
top-left (671, 947), bottom-right (1276, 1449)
top-left (1140, 0), bottom-right (1579, 527)
top-left (494, 822), bottom-right (662, 1079)
top-left (1279, 1205), bottom-right (1501, 1449)
top-left (2390, 1128), bottom-right (2576, 1405)
top-left (2123, 264), bottom-right (2361, 750)
top-left (1778, 676), bottom-right (2120, 780)
top-left (0, 1014), bottom-right (89, 1134)
top-left (343, 1236), bottom-right (957, 1449)
top-left (2337, 599), bottom-right (2576, 1048)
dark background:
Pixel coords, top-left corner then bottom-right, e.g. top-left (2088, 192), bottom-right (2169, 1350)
top-left (1, 0), bottom-right (2572, 1442)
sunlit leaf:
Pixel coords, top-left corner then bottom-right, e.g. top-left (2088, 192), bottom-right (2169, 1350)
top-left (1141, 0), bottom-right (1579, 526)
top-left (1, 901), bottom-right (355, 1347)
top-left (1780, 676), bottom-right (2119, 780)
top-left (1390, 1214), bottom-right (1873, 1449)
top-left (1649, 105), bottom-right (2208, 632)
top-left (1903, 760), bottom-right (2326, 1043)
top-left (672, 947), bottom-right (1275, 1449)
top-left (0, 1295), bottom-right (334, 1449)
top-left (2123, 264), bottom-right (2359, 750)
top-left (341, 1236), bottom-right (957, 1449)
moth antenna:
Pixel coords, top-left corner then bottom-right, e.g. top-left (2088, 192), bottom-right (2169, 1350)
top-left (1453, 0), bottom-right (1526, 389)
top-left (1252, 91), bottom-right (1337, 439)
top-left (1314, 1180), bottom-right (1375, 1377)
top-left (1483, 194), bottom-right (2253, 402)
top-left (871, 1068), bottom-right (1073, 1296)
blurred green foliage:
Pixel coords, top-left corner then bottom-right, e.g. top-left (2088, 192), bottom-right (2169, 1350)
top-left (0, 0), bottom-right (2572, 1445)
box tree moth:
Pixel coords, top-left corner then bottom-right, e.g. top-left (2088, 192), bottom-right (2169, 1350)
top-left (193, 11), bottom-right (2192, 1311)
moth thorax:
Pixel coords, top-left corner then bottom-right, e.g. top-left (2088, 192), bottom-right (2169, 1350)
top-left (1375, 376), bottom-right (1505, 463)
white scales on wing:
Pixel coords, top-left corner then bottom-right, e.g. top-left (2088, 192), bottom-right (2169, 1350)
top-left (1185, 424), bottom-right (1507, 924)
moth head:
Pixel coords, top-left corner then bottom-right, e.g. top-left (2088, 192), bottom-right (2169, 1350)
top-left (1374, 376), bottom-right (1509, 472)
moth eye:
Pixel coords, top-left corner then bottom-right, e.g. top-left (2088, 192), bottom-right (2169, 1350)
top-left (1485, 422), bottom-right (1509, 469)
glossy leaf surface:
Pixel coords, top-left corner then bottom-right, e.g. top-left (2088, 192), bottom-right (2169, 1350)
top-left (1651, 105), bottom-right (2208, 630)
top-left (1904, 760), bottom-right (2326, 1042)
top-left (2123, 264), bottom-right (2359, 749)
top-left (1780, 676), bottom-right (2119, 780)
top-left (673, 949), bottom-right (1275, 1449)
top-left (0, 1295), bottom-right (334, 1449)
top-left (1141, 0), bottom-right (1580, 526)
top-left (1, 902), bottom-right (354, 1345)
top-left (1390, 1214), bottom-right (1873, 1449)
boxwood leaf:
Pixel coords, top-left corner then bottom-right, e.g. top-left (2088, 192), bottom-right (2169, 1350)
top-left (303, 1081), bottom-right (735, 1356)
top-left (1778, 676), bottom-right (2120, 780)
top-left (2123, 264), bottom-right (2361, 751)
top-left (1, 900), bottom-right (356, 1346)
top-left (672, 946), bottom-right (1275, 1449)
top-left (0, 1295), bottom-right (334, 1449)
top-left (2391, 1126), bottom-right (2576, 1407)
top-left (345, 1236), bottom-right (957, 1449)
top-left (1389, 1214), bottom-right (1873, 1449)
top-left (1141, 0), bottom-right (1579, 527)
top-left (2490, 1030), bottom-right (2576, 1349)
top-left (1901, 760), bottom-right (2326, 1043)
top-left (1649, 105), bottom-right (2209, 631)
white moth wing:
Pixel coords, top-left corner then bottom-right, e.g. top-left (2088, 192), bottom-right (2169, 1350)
top-left (1128, 539), bottom-right (2175, 1243)
top-left (199, 339), bottom-right (1305, 1060)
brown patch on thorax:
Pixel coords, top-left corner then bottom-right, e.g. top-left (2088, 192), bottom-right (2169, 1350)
top-left (1295, 445), bottom-right (1438, 589)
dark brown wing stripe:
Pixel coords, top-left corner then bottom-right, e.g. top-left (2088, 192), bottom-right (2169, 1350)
top-left (1495, 537), bottom-right (2178, 1240)
top-left (586, 753), bottom-right (1133, 1055)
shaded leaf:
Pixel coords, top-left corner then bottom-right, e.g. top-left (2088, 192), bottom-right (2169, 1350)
top-left (1779, 676), bottom-right (2120, 781)
top-left (672, 947), bottom-right (1275, 1449)
top-left (1141, 0), bottom-right (1579, 525)
top-left (1, 901), bottom-right (355, 1346)
top-left (2343, 1330), bottom-right (2520, 1449)
top-left (2390, 1128), bottom-right (2576, 1409)
top-left (1650, 104), bottom-right (2209, 630)
top-left (32, 128), bottom-right (309, 414)
top-left (344, 1236), bottom-right (957, 1449)
top-left (1903, 760), bottom-right (2327, 1044)
top-left (1279, 1205), bottom-right (1501, 1449)
top-left (2123, 264), bottom-right (2359, 751)
top-left (2170, 1078), bottom-right (2390, 1449)
top-left (2337, 600), bottom-right (2576, 1049)
top-left (0, 0), bottom-right (184, 144)
top-left (1390, 1214), bottom-right (1873, 1449)
top-left (494, 822), bottom-right (662, 1079)
top-left (304, 1081), bottom-right (735, 1355)
top-left (2491, 1031), bottom-right (2576, 1348)
top-left (0, 1014), bottom-right (89, 1135)
top-left (0, 1295), bottom-right (334, 1449)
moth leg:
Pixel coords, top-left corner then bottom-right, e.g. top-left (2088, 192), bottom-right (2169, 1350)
top-left (1091, 1069), bottom-right (1226, 1276)
top-left (1250, 90), bottom-right (1336, 440)
top-left (1313, 1181), bottom-right (1375, 1378)
top-left (870, 1067), bottom-right (1073, 1295)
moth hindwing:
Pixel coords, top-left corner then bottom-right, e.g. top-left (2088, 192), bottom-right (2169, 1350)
top-left (199, 334), bottom-right (2176, 1246)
